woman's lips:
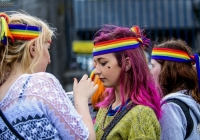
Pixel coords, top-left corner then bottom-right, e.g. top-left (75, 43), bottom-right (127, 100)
top-left (99, 78), bottom-right (106, 82)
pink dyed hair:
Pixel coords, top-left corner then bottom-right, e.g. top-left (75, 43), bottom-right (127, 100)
top-left (93, 25), bottom-right (162, 119)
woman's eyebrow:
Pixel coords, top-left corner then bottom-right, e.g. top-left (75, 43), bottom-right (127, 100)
top-left (97, 57), bottom-right (106, 61)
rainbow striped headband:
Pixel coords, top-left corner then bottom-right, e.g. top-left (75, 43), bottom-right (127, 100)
top-left (0, 13), bottom-right (41, 45)
top-left (9, 24), bottom-right (41, 40)
top-left (151, 48), bottom-right (200, 90)
top-left (151, 48), bottom-right (194, 62)
top-left (93, 37), bottom-right (142, 56)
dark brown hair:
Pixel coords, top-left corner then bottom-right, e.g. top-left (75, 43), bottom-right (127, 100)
top-left (154, 39), bottom-right (200, 103)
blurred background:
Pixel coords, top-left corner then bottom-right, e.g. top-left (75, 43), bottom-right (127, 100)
top-left (1, 0), bottom-right (200, 92)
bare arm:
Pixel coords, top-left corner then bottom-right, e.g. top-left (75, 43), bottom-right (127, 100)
top-left (73, 74), bottom-right (98, 140)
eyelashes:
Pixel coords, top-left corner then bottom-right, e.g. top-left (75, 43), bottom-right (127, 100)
top-left (101, 62), bottom-right (107, 66)
top-left (93, 61), bottom-right (108, 67)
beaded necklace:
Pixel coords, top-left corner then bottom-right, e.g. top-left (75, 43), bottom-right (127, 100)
top-left (101, 99), bottom-right (131, 131)
top-left (101, 103), bottom-right (120, 130)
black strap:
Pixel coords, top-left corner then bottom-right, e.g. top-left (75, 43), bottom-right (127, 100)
top-left (0, 109), bottom-right (25, 140)
top-left (0, 77), bottom-right (31, 140)
top-left (101, 103), bottom-right (135, 140)
top-left (166, 99), bottom-right (193, 139)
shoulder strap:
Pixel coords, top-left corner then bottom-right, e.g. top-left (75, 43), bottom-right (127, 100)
top-left (0, 109), bottom-right (25, 140)
top-left (166, 99), bottom-right (193, 139)
top-left (0, 76), bottom-right (31, 140)
top-left (101, 103), bottom-right (135, 140)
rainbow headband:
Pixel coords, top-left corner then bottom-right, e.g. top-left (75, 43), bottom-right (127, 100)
top-left (151, 48), bottom-right (200, 90)
top-left (93, 37), bottom-right (142, 56)
top-left (151, 48), bottom-right (194, 62)
top-left (0, 13), bottom-right (41, 45)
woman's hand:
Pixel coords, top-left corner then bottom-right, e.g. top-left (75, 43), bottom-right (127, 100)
top-left (73, 74), bottom-right (98, 140)
top-left (73, 74), bottom-right (98, 101)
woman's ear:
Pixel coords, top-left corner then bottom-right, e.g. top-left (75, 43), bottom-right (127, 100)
top-left (30, 42), bottom-right (36, 58)
top-left (125, 57), bottom-right (131, 72)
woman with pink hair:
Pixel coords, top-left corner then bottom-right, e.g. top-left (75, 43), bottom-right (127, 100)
top-left (74, 25), bottom-right (162, 140)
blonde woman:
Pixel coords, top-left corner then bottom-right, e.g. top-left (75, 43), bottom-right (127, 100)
top-left (0, 12), bottom-right (97, 140)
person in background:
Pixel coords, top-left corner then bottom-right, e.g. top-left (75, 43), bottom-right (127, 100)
top-left (89, 69), bottom-right (106, 122)
top-left (150, 39), bottom-right (200, 140)
top-left (0, 12), bottom-right (97, 140)
top-left (75, 25), bottom-right (162, 140)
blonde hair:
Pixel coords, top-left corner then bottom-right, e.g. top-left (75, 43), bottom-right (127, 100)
top-left (0, 12), bottom-right (56, 84)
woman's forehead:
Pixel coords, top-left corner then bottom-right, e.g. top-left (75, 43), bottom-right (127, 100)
top-left (93, 53), bottom-right (114, 60)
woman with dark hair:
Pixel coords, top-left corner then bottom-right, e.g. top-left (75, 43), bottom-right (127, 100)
top-left (150, 39), bottom-right (200, 140)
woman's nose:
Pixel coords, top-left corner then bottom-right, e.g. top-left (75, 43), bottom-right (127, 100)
top-left (94, 67), bottom-right (101, 75)
top-left (48, 60), bottom-right (51, 64)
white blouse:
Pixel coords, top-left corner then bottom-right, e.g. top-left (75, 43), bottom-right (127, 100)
top-left (0, 72), bottom-right (89, 140)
